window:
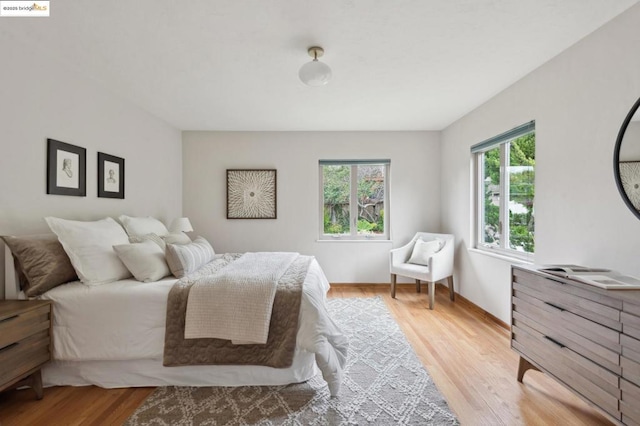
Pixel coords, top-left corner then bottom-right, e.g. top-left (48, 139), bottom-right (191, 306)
top-left (319, 160), bottom-right (390, 240)
top-left (472, 122), bottom-right (535, 260)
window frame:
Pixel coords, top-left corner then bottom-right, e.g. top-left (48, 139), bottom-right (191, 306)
top-left (471, 121), bottom-right (535, 261)
top-left (318, 160), bottom-right (390, 241)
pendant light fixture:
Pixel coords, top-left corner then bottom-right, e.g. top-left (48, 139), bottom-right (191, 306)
top-left (299, 46), bottom-right (332, 87)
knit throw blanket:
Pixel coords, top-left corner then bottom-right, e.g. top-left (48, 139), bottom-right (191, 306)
top-left (163, 253), bottom-right (311, 368)
top-left (184, 252), bottom-right (298, 344)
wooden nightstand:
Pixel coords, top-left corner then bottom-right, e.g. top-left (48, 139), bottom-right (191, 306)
top-left (0, 300), bottom-right (52, 400)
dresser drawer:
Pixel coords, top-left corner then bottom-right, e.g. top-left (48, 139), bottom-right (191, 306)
top-left (513, 321), bottom-right (620, 418)
top-left (514, 285), bottom-right (620, 350)
top-left (0, 329), bottom-right (50, 386)
top-left (513, 269), bottom-right (621, 330)
top-left (513, 296), bottom-right (620, 372)
top-left (0, 304), bottom-right (51, 349)
top-left (621, 379), bottom-right (640, 425)
top-left (622, 356), bottom-right (640, 387)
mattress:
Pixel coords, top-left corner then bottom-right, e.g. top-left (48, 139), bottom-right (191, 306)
top-left (39, 258), bottom-right (348, 395)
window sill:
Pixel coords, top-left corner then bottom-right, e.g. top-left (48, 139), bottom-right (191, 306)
top-left (468, 247), bottom-right (533, 265)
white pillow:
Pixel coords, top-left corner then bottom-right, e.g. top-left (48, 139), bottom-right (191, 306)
top-left (407, 238), bottom-right (444, 266)
top-left (45, 217), bottom-right (132, 285)
top-left (113, 241), bottom-right (170, 282)
top-left (161, 232), bottom-right (192, 245)
top-left (118, 215), bottom-right (169, 237)
top-left (165, 237), bottom-right (215, 278)
top-left (129, 233), bottom-right (167, 251)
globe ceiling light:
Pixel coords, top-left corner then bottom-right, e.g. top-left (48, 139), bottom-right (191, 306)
top-left (299, 46), bottom-right (332, 87)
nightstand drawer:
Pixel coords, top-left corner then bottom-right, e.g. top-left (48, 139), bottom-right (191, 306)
top-left (0, 300), bottom-right (52, 400)
top-left (0, 329), bottom-right (50, 386)
top-left (0, 304), bottom-right (51, 349)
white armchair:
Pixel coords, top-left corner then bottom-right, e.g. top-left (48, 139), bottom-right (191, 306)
top-left (389, 232), bottom-right (455, 309)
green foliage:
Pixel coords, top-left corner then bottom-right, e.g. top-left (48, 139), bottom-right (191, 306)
top-left (482, 132), bottom-right (535, 253)
top-left (323, 164), bottom-right (385, 235)
top-left (357, 219), bottom-right (376, 233)
top-left (323, 165), bottom-right (350, 206)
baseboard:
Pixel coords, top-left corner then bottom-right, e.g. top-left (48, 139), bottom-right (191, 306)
top-left (329, 282), bottom-right (510, 331)
top-left (454, 293), bottom-right (509, 330)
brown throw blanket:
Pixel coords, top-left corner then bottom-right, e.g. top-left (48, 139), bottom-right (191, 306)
top-left (163, 253), bottom-right (313, 368)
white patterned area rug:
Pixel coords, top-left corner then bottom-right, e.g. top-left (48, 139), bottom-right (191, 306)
top-left (125, 297), bottom-right (459, 425)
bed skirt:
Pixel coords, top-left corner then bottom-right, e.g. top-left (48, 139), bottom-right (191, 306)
top-left (42, 349), bottom-right (317, 388)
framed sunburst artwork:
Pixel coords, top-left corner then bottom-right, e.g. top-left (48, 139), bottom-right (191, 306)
top-left (227, 169), bottom-right (277, 219)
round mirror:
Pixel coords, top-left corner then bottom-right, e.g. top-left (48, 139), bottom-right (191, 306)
top-left (614, 97), bottom-right (640, 219)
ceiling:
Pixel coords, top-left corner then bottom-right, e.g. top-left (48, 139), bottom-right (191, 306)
top-left (2, 0), bottom-right (638, 131)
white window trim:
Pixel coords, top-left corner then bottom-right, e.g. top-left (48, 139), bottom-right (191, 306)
top-left (471, 122), bottom-right (535, 262)
top-left (318, 161), bottom-right (390, 241)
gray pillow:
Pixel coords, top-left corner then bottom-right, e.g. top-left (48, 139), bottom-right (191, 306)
top-left (1, 235), bottom-right (78, 297)
top-left (165, 237), bottom-right (215, 278)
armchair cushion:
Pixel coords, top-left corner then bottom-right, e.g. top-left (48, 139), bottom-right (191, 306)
top-left (408, 238), bottom-right (443, 266)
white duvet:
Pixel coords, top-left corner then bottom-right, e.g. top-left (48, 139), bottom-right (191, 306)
top-left (40, 258), bottom-right (348, 395)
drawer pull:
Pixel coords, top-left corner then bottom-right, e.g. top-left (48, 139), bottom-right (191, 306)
top-left (544, 335), bottom-right (566, 349)
top-left (0, 315), bottom-right (18, 324)
top-left (544, 301), bottom-right (565, 312)
top-left (0, 342), bottom-right (18, 353)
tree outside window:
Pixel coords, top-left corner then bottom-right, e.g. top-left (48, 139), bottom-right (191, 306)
top-left (320, 161), bottom-right (389, 240)
top-left (476, 123), bottom-right (535, 259)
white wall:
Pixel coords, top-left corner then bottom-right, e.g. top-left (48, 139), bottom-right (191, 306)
top-left (441, 4), bottom-right (640, 323)
top-left (0, 35), bottom-right (183, 298)
top-left (183, 131), bottom-right (440, 283)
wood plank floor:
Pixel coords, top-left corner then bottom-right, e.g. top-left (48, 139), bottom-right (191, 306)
top-left (0, 284), bottom-right (613, 425)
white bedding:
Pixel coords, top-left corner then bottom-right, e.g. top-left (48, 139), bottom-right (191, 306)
top-left (39, 258), bottom-right (348, 395)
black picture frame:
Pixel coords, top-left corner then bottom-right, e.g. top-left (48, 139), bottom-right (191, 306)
top-left (47, 139), bottom-right (86, 196)
top-left (98, 152), bottom-right (125, 199)
top-left (227, 169), bottom-right (277, 219)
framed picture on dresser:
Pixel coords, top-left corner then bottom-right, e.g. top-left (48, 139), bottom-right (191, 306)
top-left (97, 152), bottom-right (125, 199)
top-left (46, 139), bottom-right (86, 197)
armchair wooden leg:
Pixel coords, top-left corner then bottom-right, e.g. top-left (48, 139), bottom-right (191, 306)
top-left (415, 279), bottom-right (421, 293)
top-left (447, 275), bottom-right (455, 301)
top-left (391, 274), bottom-right (397, 298)
top-left (428, 281), bottom-right (435, 310)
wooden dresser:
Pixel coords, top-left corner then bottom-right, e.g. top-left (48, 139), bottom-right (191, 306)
top-left (512, 265), bottom-right (640, 425)
top-left (0, 300), bottom-right (52, 400)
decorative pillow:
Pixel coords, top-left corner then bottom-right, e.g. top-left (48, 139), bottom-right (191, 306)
top-left (113, 241), bottom-right (170, 282)
top-left (1, 235), bottom-right (78, 297)
top-left (407, 238), bottom-right (444, 266)
top-left (118, 215), bottom-right (170, 237)
top-left (162, 232), bottom-right (192, 245)
top-left (165, 236), bottom-right (215, 278)
top-left (45, 217), bottom-right (132, 285)
top-left (128, 233), bottom-right (166, 251)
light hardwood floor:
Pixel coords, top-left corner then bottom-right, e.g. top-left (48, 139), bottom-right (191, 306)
top-left (0, 284), bottom-right (613, 425)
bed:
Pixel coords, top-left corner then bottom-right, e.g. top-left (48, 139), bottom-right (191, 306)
top-left (3, 223), bottom-right (348, 396)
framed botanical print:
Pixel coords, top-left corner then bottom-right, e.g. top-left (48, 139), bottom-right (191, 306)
top-left (98, 152), bottom-right (125, 199)
top-left (227, 169), bottom-right (277, 219)
top-left (46, 139), bottom-right (86, 196)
